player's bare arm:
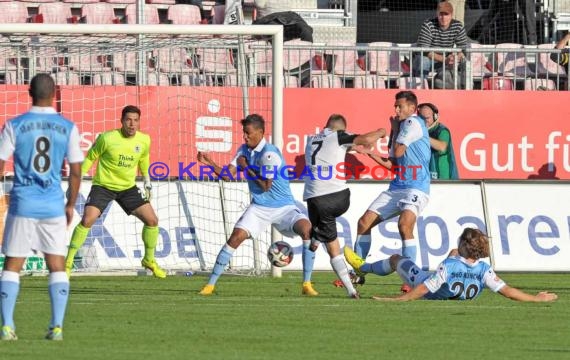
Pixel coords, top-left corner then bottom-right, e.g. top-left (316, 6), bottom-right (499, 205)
top-left (237, 155), bottom-right (272, 192)
top-left (66, 162), bottom-right (82, 226)
top-left (367, 152), bottom-right (393, 170)
top-left (429, 136), bottom-right (448, 152)
top-left (393, 142), bottom-right (407, 158)
top-left (197, 151), bottom-right (237, 181)
top-left (498, 285), bottom-right (558, 302)
top-left (353, 128), bottom-right (387, 146)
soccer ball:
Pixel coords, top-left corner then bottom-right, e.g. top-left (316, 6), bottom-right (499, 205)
top-left (267, 241), bottom-right (294, 267)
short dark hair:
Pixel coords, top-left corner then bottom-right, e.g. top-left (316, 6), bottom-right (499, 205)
top-left (325, 114), bottom-right (347, 130)
top-left (121, 105), bottom-right (141, 120)
top-left (395, 91), bottom-right (418, 107)
top-left (29, 73), bottom-right (55, 101)
top-left (241, 113), bottom-right (265, 132)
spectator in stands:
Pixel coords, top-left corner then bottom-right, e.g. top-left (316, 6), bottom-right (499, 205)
top-left (344, 227), bottom-right (558, 303)
top-left (254, 0), bottom-right (292, 18)
top-left (551, 31), bottom-right (570, 68)
top-left (414, 1), bottom-right (469, 89)
top-left (448, 0), bottom-right (465, 24)
top-left (418, 103), bottom-right (459, 180)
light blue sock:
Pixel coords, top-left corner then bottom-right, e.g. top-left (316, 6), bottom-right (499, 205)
top-left (355, 234), bottom-right (371, 258)
top-left (48, 272), bottom-right (69, 329)
top-left (365, 259), bottom-right (394, 276)
top-left (0, 271), bottom-right (20, 329)
top-left (402, 239), bottom-right (418, 263)
top-left (302, 240), bottom-right (315, 283)
top-left (208, 244), bottom-right (235, 286)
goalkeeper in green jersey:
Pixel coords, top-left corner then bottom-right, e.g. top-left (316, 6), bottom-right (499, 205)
top-left (65, 105), bottom-right (166, 278)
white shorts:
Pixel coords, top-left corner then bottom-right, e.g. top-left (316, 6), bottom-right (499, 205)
top-left (396, 258), bottom-right (431, 287)
top-left (367, 189), bottom-right (429, 220)
top-left (2, 214), bottom-right (68, 257)
top-left (235, 203), bottom-right (308, 239)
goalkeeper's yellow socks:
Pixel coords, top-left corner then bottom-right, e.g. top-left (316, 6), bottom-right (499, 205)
top-left (142, 225), bottom-right (159, 262)
top-left (141, 226), bottom-right (166, 278)
top-left (65, 223), bottom-right (90, 276)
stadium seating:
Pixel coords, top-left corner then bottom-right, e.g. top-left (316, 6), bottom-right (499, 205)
top-left (154, 47), bottom-right (199, 76)
top-left (67, 53), bottom-right (110, 73)
top-left (0, 2), bottom-right (30, 23)
top-left (125, 3), bottom-right (160, 24)
top-left (146, 70), bottom-right (170, 86)
top-left (535, 43), bottom-right (567, 79)
top-left (353, 75), bottom-right (386, 89)
top-left (63, 0), bottom-right (99, 3)
top-left (35, 2), bottom-right (76, 24)
top-left (80, 3), bottom-right (121, 24)
top-left (104, 0), bottom-right (136, 4)
top-left (367, 42), bottom-right (404, 78)
top-left (482, 76), bottom-right (514, 90)
top-left (467, 43), bottom-right (493, 80)
top-left (494, 43), bottom-right (534, 78)
top-left (197, 47), bottom-right (236, 75)
top-left (51, 71), bottom-right (81, 86)
top-left (167, 4), bottom-right (202, 25)
top-left (310, 74), bottom-right (343, 88)
top-left (524, 78), bottom-right (557, 90)
top-left (324, 41), bottom-right (367, 78)
top-left (397, 76), bottom-right (428, 89)
top-left (146, 0), bottom-right (176, 4)
top-left (92, 72), bottom-right (126, 86)
top-left (179, 73), bottom-right (209, 86)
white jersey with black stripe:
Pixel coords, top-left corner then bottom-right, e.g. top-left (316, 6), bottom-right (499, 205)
top-left (303, 128), bottom-right (357, 200)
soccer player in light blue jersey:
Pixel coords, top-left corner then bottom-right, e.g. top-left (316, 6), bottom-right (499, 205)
top-left (197, 114), bottom-right (318, 296)
top-left (351, 91), bottom-right (431, 292)
top-left (0, 74), bottom-right (84, 341)
top-left (345, 228), bottom-right (557, 302)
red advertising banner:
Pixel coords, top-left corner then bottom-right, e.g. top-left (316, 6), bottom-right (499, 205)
top-left (0, 86), bottom-right (568, 179)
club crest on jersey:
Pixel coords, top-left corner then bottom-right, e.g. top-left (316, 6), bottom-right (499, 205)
top-left (134, 145), bottom-right (141, 153)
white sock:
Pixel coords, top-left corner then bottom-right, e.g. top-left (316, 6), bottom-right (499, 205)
top-left (331, 255), bottom-right (357, 296)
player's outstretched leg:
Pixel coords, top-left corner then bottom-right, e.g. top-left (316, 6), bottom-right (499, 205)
top-left (345, 247), bottom-right (397, 277)
top-left (199, 244), bottom-right (235, 295)
top-left (65, 223), bottom-right (90, 277)
top-left (0, 271), bottom-right (20, 341)
top-left (141, 225), bottom-right (166, 278)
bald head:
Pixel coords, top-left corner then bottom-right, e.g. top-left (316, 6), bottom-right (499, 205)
top-left (29, 73), bottom-right (55, 105)
top-left (325, 114), bottom-right (347, 131)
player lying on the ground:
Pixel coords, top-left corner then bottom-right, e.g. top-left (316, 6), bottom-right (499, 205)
top-left (344, 227), bottom-right (558, 302)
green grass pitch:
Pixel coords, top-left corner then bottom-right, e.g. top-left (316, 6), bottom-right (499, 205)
top-left (1, 272), bottom-right (568, 360)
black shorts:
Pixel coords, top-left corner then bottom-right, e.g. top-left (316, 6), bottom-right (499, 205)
top-left (86, 185), bottom-right (148, 215)
top-left (306, 188), bottom-right (350, 243)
